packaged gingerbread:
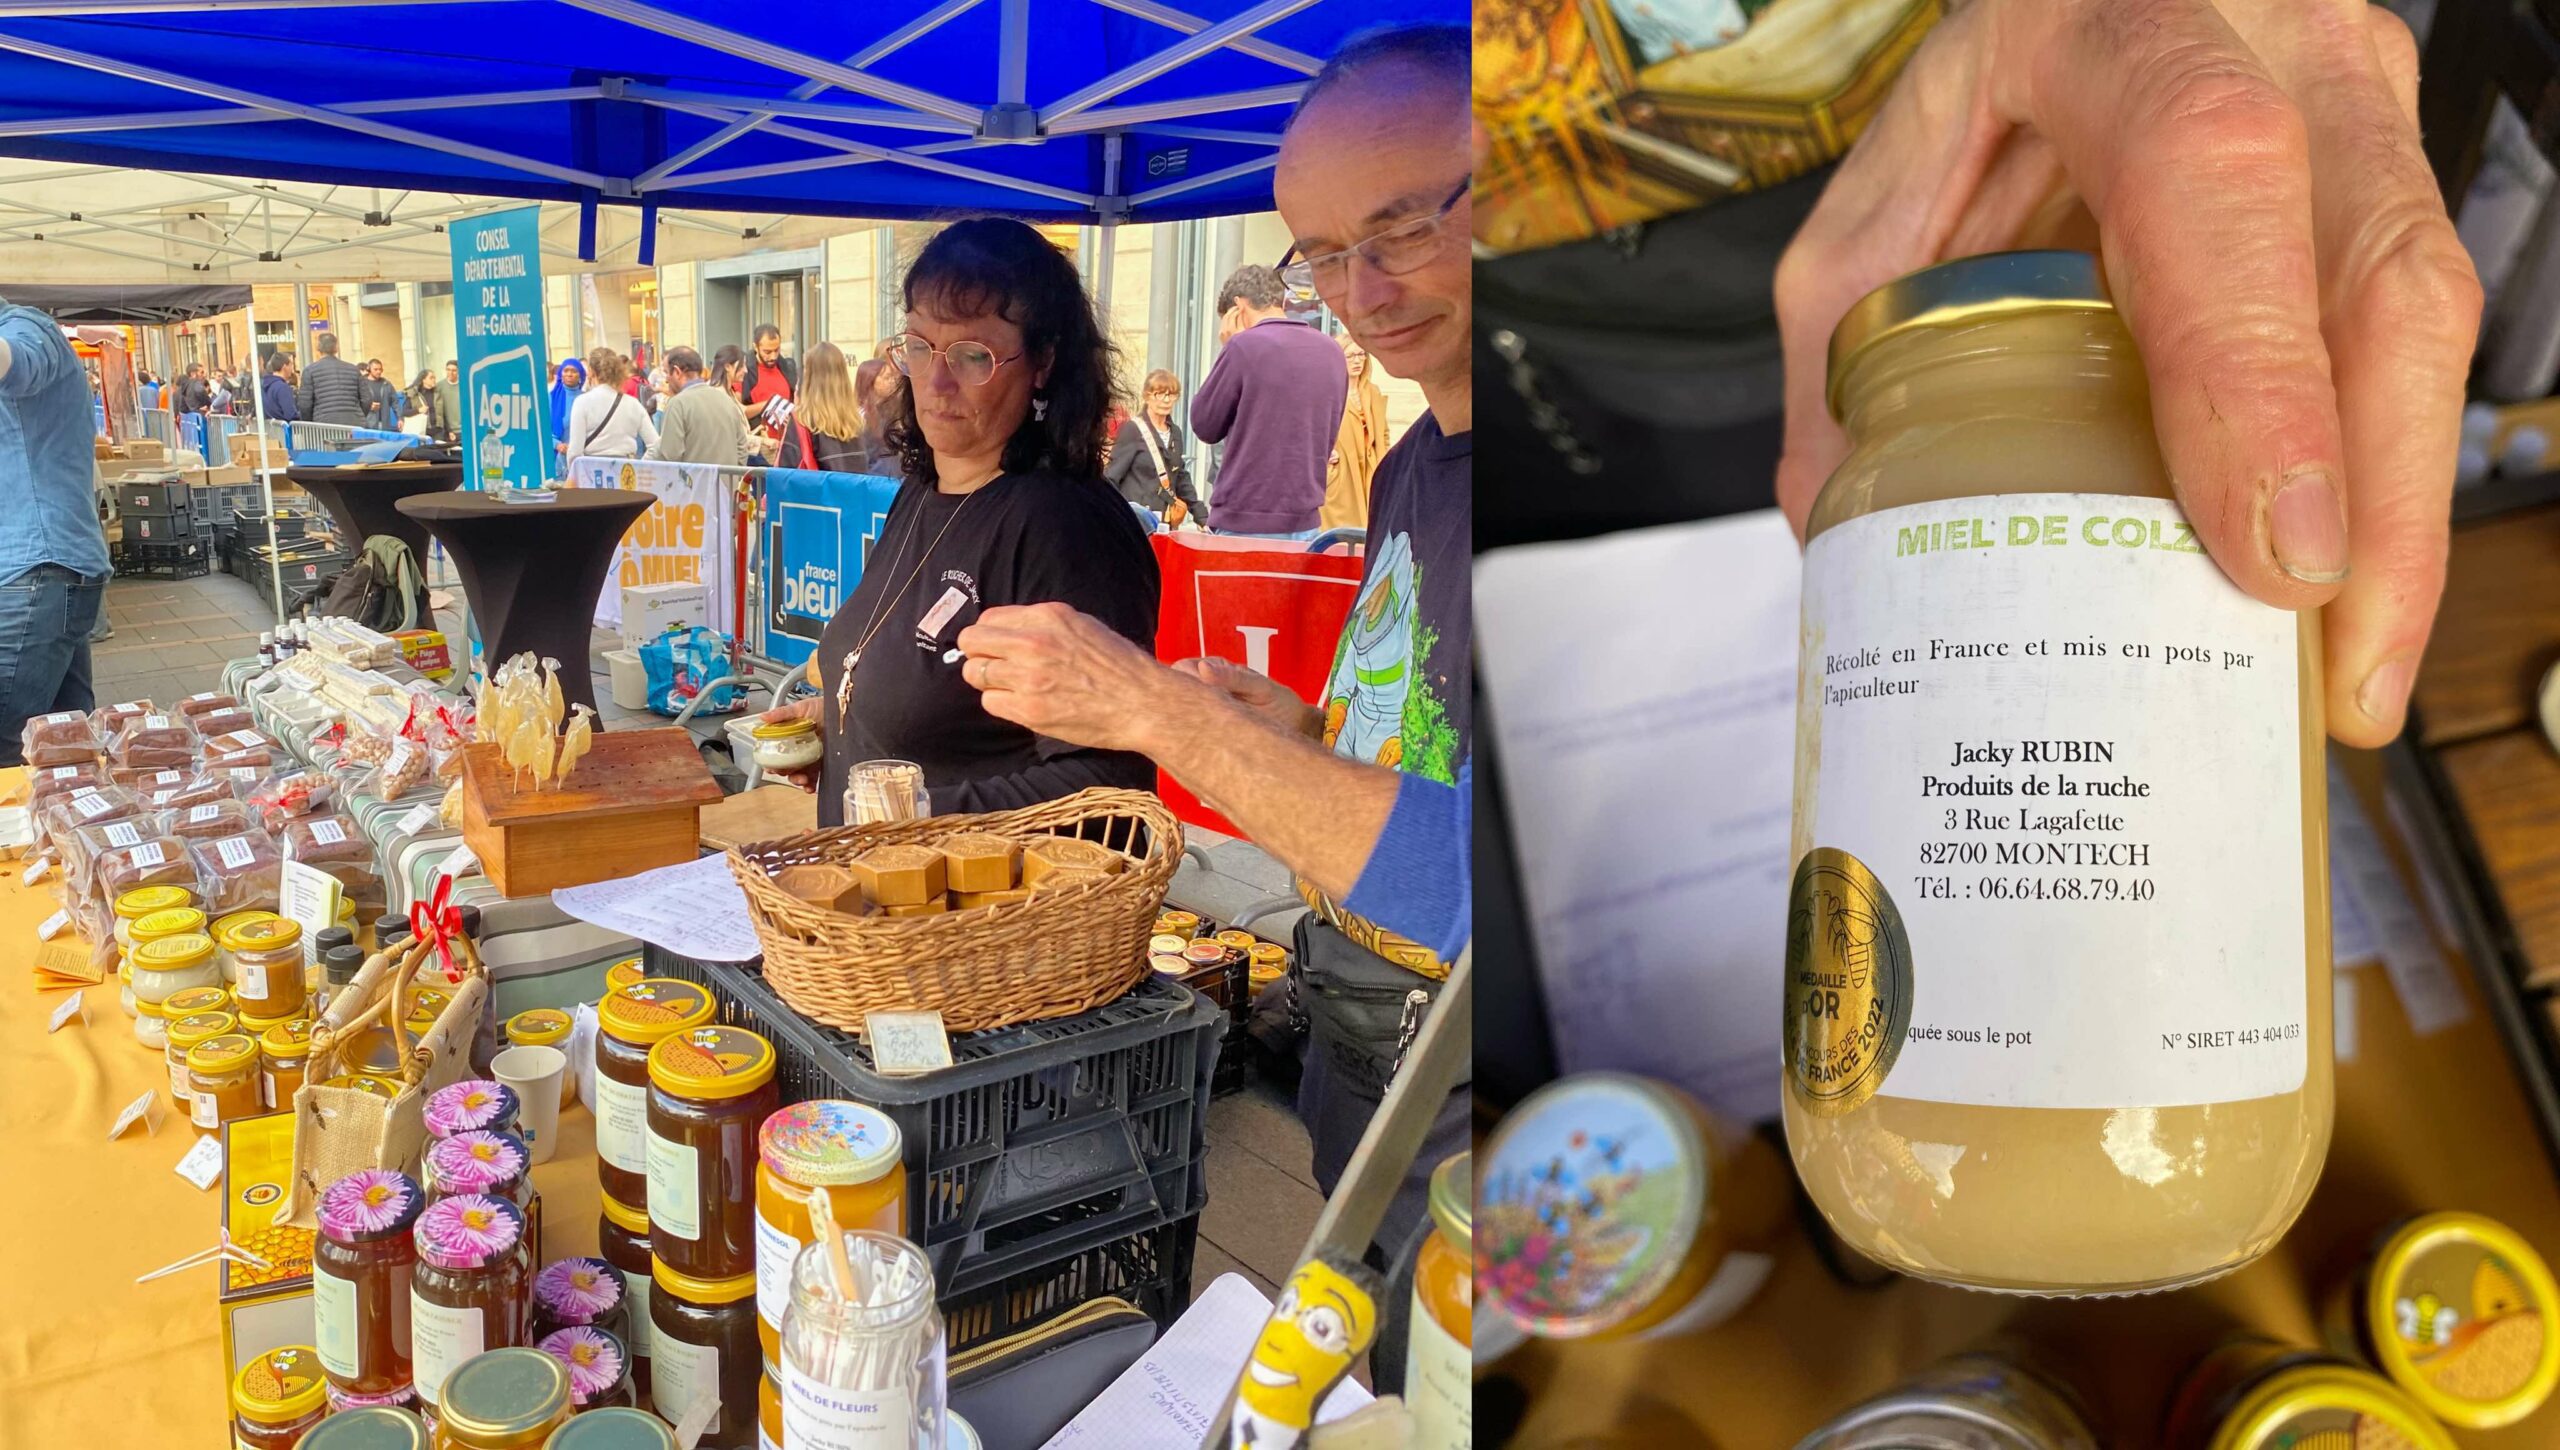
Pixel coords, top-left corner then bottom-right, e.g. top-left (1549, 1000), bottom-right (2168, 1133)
top-left (26, 761), bottom-right (107, 804)
top-left (95, 834), bottom-right (203, 903)
top-left (163, 798), bottom-right (260, 842)
top-left (282, 812), bottom-right (383, 913)
top-left (192, 707), bottom-right (256, 742)
top-left (39, 786), bottom-right (146, 853)
top-left (65, 816), bottom-right (158, 897)
top-left (175, 692), bottom-right (241, 722)
top-left (107, 712), bottom-right (196, 771)
top-left (160, 772), bottom-right (250, 812)
top-left (128, 767), bottom-right (193, 803)
top-left (19, 710), bottom-right (100, 768)
top-left (190, 830), bottom-right (283, 916)
top-left (91, 701), bottom-right (155, 741)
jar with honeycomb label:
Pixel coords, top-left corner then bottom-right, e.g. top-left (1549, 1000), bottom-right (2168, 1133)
top-left (2325, 1211), bottom-right (2560, 1429)
top-left (645, 1024), bottom-right (778, 1282)
top-left (1788, 251), bottom-right (2331, 1294)
top-left (166, 1008), bottom-right (239, 1111)
top-left (262, 1018), bottom-right (315, 1111)
top-left (227, 916), bottom-right (307, 1020)
top-left (2164, 1337), bottom-right (2455, 1450)
top-left (231, 1344), bottom-right (326, 1448)
top-left (188, 1032), bottom-right (263, 1129)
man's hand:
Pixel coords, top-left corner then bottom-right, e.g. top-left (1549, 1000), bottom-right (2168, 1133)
top-left (1173, 656), bottom-right (1323, 740)
top-left (1772, 0), bottom-right (2480, 747)
top-left (956, 603), bottom-right (1194, 754)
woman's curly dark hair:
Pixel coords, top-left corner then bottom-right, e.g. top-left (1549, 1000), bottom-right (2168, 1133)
top-left (883, 217), bottom-right (1118, 486)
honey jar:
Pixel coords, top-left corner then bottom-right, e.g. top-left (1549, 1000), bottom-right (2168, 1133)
top-left (1155, 909), bottom-right (1200, 937)
top-left (537, 1325), bottom-right (636, 1411)
top-left (129, 931), bottom-right (222, 1027)
top-left (261, 1019), bottom-right (316, 1111)
top-left (2324, 1212), bottom-right (2560, 1429)
top-left (646, 1025), bottom-right (780, 1282)
top-left (753, 1101), bottom-right (906, 1361)
top-left (188, 1032), bottom-right (263, 1129)
top-left (532, 1256), bottom-right (632, 1346)
top-left (605, 957), bottom-right (644, 992)
top-left (166, 1007), bottom-right (239, 1109)
top-left (315, 1170), bottom-right (426, 1402)
top-left (433, 1346), bottom-right (571, 1449)
top-left (426, 1080), bottom-right (523, 1141)
top-left (426, 1131), bottom-right (542, 1262)
top-left (2163, 1337), bottom-right (2454, 1450)
top-left (302, 1404), bottom-right (430, 1448)
top-left (540, 1408), bottom-right (678, 1448)
top-left (231, 1344), bottom-right (328, 1449)
top-left (165, 983), bottom-right (233, 1021)
top-left (135, 995), bottom-right (171, 1051)
top-left (506, 1010), bottom-right (577, 1108)
top-left (228, 915), bottom-right (308, 1020)
top-left (121, 905), bottom-right (204, 1019)
top-left (596, 1196), bottom-right (655, 1396)
top-left (649, 1260), bottom-right (760, 1450)
top-left (1406, 1152), bottom-right (1471, 1450)
top-left (411, 1195), bottom-right (534, 1415)
top-left (596, 978), bottom-right (717, 1211)
top-left (211, 909), bottom-right (283, 985)
top-left (112, 884), bottom-right (194, 951)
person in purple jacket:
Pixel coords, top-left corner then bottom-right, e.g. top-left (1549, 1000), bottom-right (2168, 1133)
top-left (1191, 264), bottom-right (1350, 540)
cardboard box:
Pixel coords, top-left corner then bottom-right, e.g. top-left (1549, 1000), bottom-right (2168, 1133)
top-left (393, 629), bottom-right (454, 681)
top-left (127, 438), bottom-right (167, 462)
top-left (619, 582), bottom-right (709, 652)
top-left (218, 1112), bottom-right (316, 1377)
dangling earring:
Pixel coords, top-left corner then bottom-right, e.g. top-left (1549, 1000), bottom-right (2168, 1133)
top-left (1032, 392), bottom-right (1049, 422)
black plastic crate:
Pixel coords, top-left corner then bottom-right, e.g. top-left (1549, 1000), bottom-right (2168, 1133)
top-left (941, 1212), bottom-right (1198, 1353)
top-left (201, 482), bottom-right (267, 518)
top-left (116, 538), bottom-right (209, 579)
top-left (231, 508), bottom-right (310, 542)
top-left (118, 479), bottom-right (194, 516)
top-left (122, 510), bottom-right (197, 543)
top-left (645, 946), bottom-right (1225, 1293)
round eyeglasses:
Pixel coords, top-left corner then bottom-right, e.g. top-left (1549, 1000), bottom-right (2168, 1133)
top-left (888, 333), bottom-right (1022, 388)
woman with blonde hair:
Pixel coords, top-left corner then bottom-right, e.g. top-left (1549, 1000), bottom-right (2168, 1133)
top-left (564, 348), bottom-right (657, 463)
top-left (776, 341), bottom-right (875, 472)
top-left (1321, 334), bottom-right (1389, 531)
top-left (1104, 367), bottom-right (1201, 530)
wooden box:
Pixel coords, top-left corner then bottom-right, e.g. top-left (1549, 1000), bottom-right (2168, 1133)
top-left (460, 727), bottom-right (722, 897)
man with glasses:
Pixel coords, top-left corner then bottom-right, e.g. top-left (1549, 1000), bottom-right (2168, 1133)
top-left (950, 20), bottom-right (1472, 1299)
top-left (646, 346), bottom-right (746, 466)
top-left (1191, 264), bottom-right (1347, 541)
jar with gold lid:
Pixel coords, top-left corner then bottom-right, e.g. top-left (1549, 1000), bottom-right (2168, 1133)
top-left (596, 978), bottom-right (717, 1210)
top-left (747, 717), bottom-right (822, 773)
top-left (211, 909), bottom-right (283, 985)
top-left (646, 1025), bottom-right (779, 1282)
top-left (1798, 1347), bottom-right (2097, 1449)
top-left (164, 982), bottom-right (232, 1021)
top-left (121, 904), bottom-right (204, 1019)
top-left (433, 1346), bottom-right (571, 1449)
top-left (605, 957), bottom-right (644, 993)
top-left (261, 1018), bottom-right (316, 1110)
top-left (539, 1408), bottom-right (677, 1449)
top-left (129, 931), bottom-right (222, 1027)
top-left (231, 1344), bottom-right (328, 1449)
top-left (506, 1010), bottom-right (577, 1108)
top-left (597, 1196), bottom-right (654, 1397)
top-left (302, 1404), bottom-right (430, 1449)
top-left (2324, 1211), bottom-right (2560, 1430)
top-left (113, 884), bottom-right (194, 951)
top-left (188, 1032), bottom-right (263, 1129)
top-left (166, 1007), bottom-right (239, 1110)
top-left (228, 915), bottom-right (308, 1020)
top-left (1788, 251), bottom-right (2331, 1294)
top-left (1405, 1151), bottom-right (1471, 1450)
top-left (2164, 1337), bottom-right (2454, 1450)
top-left (650, 1258), bottom-right (760, 1450)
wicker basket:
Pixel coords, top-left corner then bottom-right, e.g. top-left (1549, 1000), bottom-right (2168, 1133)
top-left (727, 787), bottom-right (1181, 1033)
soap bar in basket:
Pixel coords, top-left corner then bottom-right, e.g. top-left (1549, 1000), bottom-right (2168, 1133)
top-left (771, 863), bottom-right (870, 915)
top-left (851, 844), bottom-right (947, 907)
top-left (1021, 837), bottom-right (1126, 885)
top-left (954, 887), bottom-right (1033, 910)
top-left (937, 832), bottom-right (1020, 894)
top-left (882, 896), bottom-right (951, 919)
top-left (1031, 866), bottom-right (1110, 895)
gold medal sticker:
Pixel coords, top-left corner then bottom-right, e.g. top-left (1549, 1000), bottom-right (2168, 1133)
top-left (1785, 847), bottom-right (1913, 1116)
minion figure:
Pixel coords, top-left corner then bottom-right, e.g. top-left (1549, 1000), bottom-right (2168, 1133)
top-left (1231, 1251), bottom-right (1382, 1449)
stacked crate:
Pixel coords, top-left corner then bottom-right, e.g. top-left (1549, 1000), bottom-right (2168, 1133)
top-left (113, 475), bottom-right (209, 578)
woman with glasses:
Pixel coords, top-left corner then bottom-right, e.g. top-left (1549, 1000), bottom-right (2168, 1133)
top-left (755, 217), bottom-right (1160, 818)
top-left (1104, 369), bottom-right (1201, 531)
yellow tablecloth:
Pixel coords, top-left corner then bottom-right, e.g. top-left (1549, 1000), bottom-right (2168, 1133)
top-left (0, 766), bottom-right (603, 1447)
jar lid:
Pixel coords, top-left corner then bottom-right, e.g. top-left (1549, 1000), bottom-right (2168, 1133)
top-left (2362, 1211), bottom-right (2560, 1427)
top-left (429, 1130), bottom-right (532, 1195)
top-left (164, 984), bottom-right (232, 1018)
top-left (436, 1347), bottom-right (571, 1446)
top-left (231, 1344), bottom-right (328, 1424)
top-left (1476, 1072), bottom-right (1709, 1339)
top-left (328, 1072), bottom-right (405, 1098)
top-left (1428, 1151), bottom-right (1470, 1248)
top-left (261, 1021), bottom-right (321, 1061)
top-left (1825, 250), bottom-right (2113, 419)
top-left (1156, 910), bottom-right (1199, 929)
top-left (301, 1404), bottom-right (431, 1449)
top-left (750, 717), bottom-right (818, 741)
top-left (760, 1100), bottom-right (903, 1187)
top-left (2209, 1360), bottom-right (2457, 1450)
top-left (131, 906), bottom-right (207, 941)
top-left (131, 931), bottom-right (216, 971)
top-left (598, 977), bottom-right (715, 1044)
top-left (947, 1409), bottom-right (981, 1450)
top-left (1249, 943), bottom-right (1287, 967)
top-left (318, 1168), bottom-right (425, 1243)
top-left (508, 1008), bottom-right (573, 1046)
top-left (648, 1024), bottom-right (776, 1100)
top-left (537, 1325), bottom-right (629, 1406)
top-left (168, 1010), bottom-right (239, 1050)
top-left (540, 1407), bottom-right (679, 1450)
top-left (651, 1255), bottom-right (756, 1305)
top-left (231, 915), bottom-right (302, 952)
top-left (1214, 930), bottom-right (1256, 951)
top-left (301, 1405), bottom-right (431, 1449)
top-left (210, 910), bottom-right (282, 948)
top-left (188, 1032), bottom-right (259, 1076)
top-left (136, 996), bottom-right (170, 1022)
top-left (1181, 941), bottom-right (1226, 966)
top-left (115, 884), bottom-right (193, 919)
top-left (599, 1193), bottom-right (649, 1235)
top-left (1148, 933), bottom-right (1189, 956)
top-left (605, 957), bottom-right (645, 991)
top-left (240, 1006), bottom-right (302, 1035)
top-left (534, 1257), bottom-right (626, 1324)
top-left (416, 1193), bottom-right (526, 1269)
top-left (426, 1079), bottom-right (522, 1138)
top-left (1150, 955), bottom-right (1191, 976)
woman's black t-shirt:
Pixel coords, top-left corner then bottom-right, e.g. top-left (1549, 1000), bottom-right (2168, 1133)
top-left (814, 469), bottom-right (1160, 821)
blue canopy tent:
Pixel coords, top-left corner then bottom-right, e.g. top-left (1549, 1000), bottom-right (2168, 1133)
top-left (0, 0), bottom-right (1452, 258)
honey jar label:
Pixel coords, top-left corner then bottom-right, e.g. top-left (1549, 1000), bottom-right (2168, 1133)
top-left (595, 1071), bottom-right (650, 1174)
top-left (1798, 495), bottom-right (2307, 1110)
top-left (312, 1263), bottom-right (360, 1376)
top-left (409, 1296), bottom-right (484, 1406)
top-left (2390, 1239), bottom-right (2549, 1408)
top-left (646, 1128), bottom-right (703, 1241)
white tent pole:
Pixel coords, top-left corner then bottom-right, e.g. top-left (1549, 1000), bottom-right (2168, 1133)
top-left (1046, 83), bottom-right (1308, 135)
top-left (0, 87), bottom-right (603, 140)
top-left (642, 138), bottom-right (994, 194)
top-left (556, 0), bottom-right (981, 124)
top-left (1087, 0), bottom-right (1321, 73)
top-left (1039, 0), bottom-right (1315, 125)
top-left (243, 291), bottom-right (284, 625)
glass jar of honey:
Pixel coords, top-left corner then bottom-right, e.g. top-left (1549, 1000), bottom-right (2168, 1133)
top-left (646, 1025), bottom-right (777, 1283)
top-left (506, 1011), bottom-right (576, 1108)
top-left (326, 1384), bottom-right (422, 1417)
top-left (753, 1100), bottom-right (906, 1361)
top-left (2164, 1337), bottom-right (2455, 1450)
top-left (122, 905), bottom-right (204, 1019)
top-left (1789, 252), bottom-right (2332, 1295)
top-left (231, 1344), bottom-right (328, 1449)
top-left (2324, 1211), bottom-right (2560, 1429)
top-left (301, 1404), bottom-right (431, 1449)
top-left (1406, 1152), bottom-right (1471, 1450)
top-left (649, 1260), bottom-right (761, 1450)
top-left (427, 1080), bottom-right (523, 1141)
top-left (596, 978), bottom-right (717, 1210)
top-left (427, 1130), bottom-right (542, 1262)
top-left (165, 983), bottom-right (233, 1021)
top-left (411, 1194), bottom-right (534, 1417)
top-left (539, 1408), bottom-right (679, 1449)
top-left (405, 984), bottom-right (452, 1041)
top-left (166, 1008), bottom-right (239, 1110)
top-left (316, 1168), bottom-right (426, 1400)
top-left (597, 1197), bottom-right (656, 1397)
top-left (188, 1032), bottom-right (263, 1129)
top-left (433, 1346), bottom-right (572, 1449)
top-left (113, 884), bottom-right (194, 951)
top-left (212, 910), bottom-right (283, 985)
top-left (262, 1018), bottom-right (316, 1111)
top-left (130, 931), bottom-right (222, 1023)
top-left (229, 916), bottom-right (308, 1020)
top-left (328, 1072), bottom-right (406, 1099)
top-left (532, 1256), bottom-right (631, 1346)
top-left (759, 1371), bottom-right (780, 1450)
top-left (538, 1326), bottom-right (637, 1411)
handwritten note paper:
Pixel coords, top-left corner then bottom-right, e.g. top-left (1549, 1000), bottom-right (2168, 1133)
top-left (1043, 1274), bottom-right (1370, 1450)
top-left (175, 1135), bottom-right (224, 1191)
top-left (866, 1011), bottom-right (954, 1076)
top-left (552, 852), bottom-right (761, 962)
top-left (48, 990), bottom-right (85, 1033)
top-left (109, 1089), bottom-right (159, 1141)
top-left (1476, 511), bottom-right (1801, 1125)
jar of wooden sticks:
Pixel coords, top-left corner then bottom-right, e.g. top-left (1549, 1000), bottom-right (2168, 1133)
top-left (775, 1205), bottom-right (946, 1449)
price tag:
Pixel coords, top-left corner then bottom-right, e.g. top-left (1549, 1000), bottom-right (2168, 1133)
top-left (127, 842), bottom-right (167, 870)
top-left (190, 692), bottom-right (216, 703)
top-left (175, 1135), bottom-right (224, 1191)
top-left (72, 794), bottom-right (111, 820)
top-left (230, 767), bottom-right (260, 782)
top-left (217, 836), bottom-right (256, 871)
top-left (149, 771), bottom-right (181, 787)
top-left (188, 804), bottom-right (221, 824)
top-left (151, 791), bottom-right (178, 807)
top-left (864, 1010), bottom-right (955, 1076)
top-left (143, 715), bottom-right (171, 730)
top-left (50, 765), bottom-right (79, 780)
top-left (439, 842), bottom-right (479, 882)
top-left (108, 1089), bottom-right (159, 1141)
top-left (48, 990), bottom-right (85, 1034)
top-left (397, 803), bottom-right (439, 836)
top-left (104, 822), bottom-right (142, 848)
top-left (21, 857), bottom-right (50, 886)
top-left (36, 909), bottom-right (69, 941)
top-left (311, 819), bottom-right (347, 846)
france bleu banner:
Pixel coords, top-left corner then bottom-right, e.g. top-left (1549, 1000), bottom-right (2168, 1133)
top-left (450, 206), bottom-right (550, 490)
top-left (760, 469), bottom-right (902, 667)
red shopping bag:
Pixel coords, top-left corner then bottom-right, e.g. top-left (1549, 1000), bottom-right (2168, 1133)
top-left (1150, 531), bottom-right (1365, 838)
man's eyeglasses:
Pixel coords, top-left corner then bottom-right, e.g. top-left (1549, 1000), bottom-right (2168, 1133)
top-left (888, 333), bottom-right (1021, 388)
top-left (1277, 177), bottom-right (1470, 297)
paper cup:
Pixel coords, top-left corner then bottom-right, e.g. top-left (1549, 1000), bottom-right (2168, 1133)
top-left (492, 1045), bottom-right (568, 1165)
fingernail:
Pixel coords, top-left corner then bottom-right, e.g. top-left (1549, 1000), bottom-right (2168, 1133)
top-left (2270, 470), bottom-right (2349, 583)
top-left (2357, 657), bottom-right (2415, 726)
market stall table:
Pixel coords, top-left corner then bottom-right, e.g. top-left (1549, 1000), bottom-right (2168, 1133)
top-left (398, 488), bottom-right (652, 717)
top-left (0, 767), bottom-right (607, 1448)
top-left (1491, 751), bottom-right (2560, 1447)
top-left (283, 461), bottom-right (460, 623)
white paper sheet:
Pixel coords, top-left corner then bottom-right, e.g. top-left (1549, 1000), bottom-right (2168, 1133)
top-left (1042, 1273), bottom-right (1370, 1450)
top-left (2328, 759), bottom-right (2471, 1034)
top-left (550, 852), bottom-right (761, 962)
top-left (1476, 511), bottom-right (1801, 1124)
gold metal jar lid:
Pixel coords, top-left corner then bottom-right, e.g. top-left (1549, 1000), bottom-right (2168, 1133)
top-left (436, 1346), bottom-right (570, 1447)
top-left (2209, 1360), bottom-right (2455, 1450)
top-left (1826, 250), bottom-right (2113, 419)
top-left (2362, 1211), bottom-right (2560, 1428)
